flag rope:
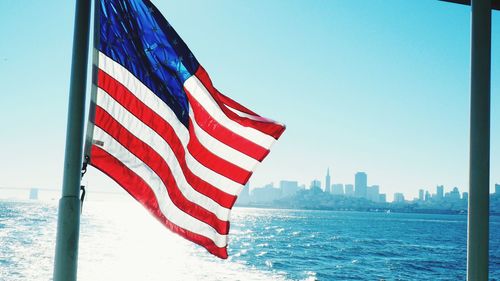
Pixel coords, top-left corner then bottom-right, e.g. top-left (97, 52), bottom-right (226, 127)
top-left (80, 155), bottom-right (90, 213)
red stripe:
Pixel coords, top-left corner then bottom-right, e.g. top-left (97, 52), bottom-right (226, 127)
top-left (94, 106), bottom-right (230, 235)
top-left (218, 91), bottom-right (258, 116)
top-left (194, 65), bottom-right (286, 140)
top-left (89, 145), bottom-right (228, 259)
top-left (186, 89), bottom-right (270, 161)
top-left (98, 69), bottom-right (238, 207)
top-left (188, 119), bottom-right (252, 185)
top-left (193, 66), bottom-right (257, 116)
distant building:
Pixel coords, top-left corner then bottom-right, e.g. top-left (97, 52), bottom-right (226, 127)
top-left (251, 183), bottom-right (281, 203)
top-left (367, 185), bottom-right (380, 202)
top-left (496, 184), bottom-right (500, 195)
top-left (236, 183), bottom-right (251, 205)
top-left (379, 193), bottom-right (387, 203)
top-left (425, 191), bottom-right (431, 201)
top-left (462, 192), bottom-right (469, 201)
top-left (325, 168), bottom-right (331, 193)
top-left (419, 189), bottom-right (424, 201)
top-left (345, 184), bottom-right (354, 197)
top-left (393, 193), bottom-right (405, 203)
top-left (332, 184), bottom-right (344, 195)
top-left (354, 172), bottom-right (367, 199)
top-left (310, 179), bottom-right (321, 190)
top-left (280, 180), bottom-right (300, 198)
top-left (449, 187), bottom-right (461, 201)
top-left (29, 188), bottom-right (39, 200)
top-left (436, 185), bottom-right (444, 199)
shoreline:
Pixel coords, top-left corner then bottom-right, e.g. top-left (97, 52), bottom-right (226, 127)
top-left (234, 203), bottom-right (500, 216)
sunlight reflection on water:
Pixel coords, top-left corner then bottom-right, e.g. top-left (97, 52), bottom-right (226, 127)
top-left (0, 199), bottom-right (290, 281)
top-left (77, 200), bottom-right (289, 281)
top-left (2, 198), bottom-right (499, 281)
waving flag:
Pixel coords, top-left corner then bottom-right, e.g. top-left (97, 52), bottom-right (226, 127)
top-left (85, 0), bottom-right (285, 258)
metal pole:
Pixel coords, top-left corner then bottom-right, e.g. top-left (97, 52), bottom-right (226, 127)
top-left (467, 0), bottom-right (491, 280)
top-left (53, 0), bottom-right (91, 280)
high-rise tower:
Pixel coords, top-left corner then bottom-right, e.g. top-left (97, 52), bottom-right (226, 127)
top-left (436, 185), bottom-right (444, 199)
top-left (354, 172), bottom-right (368, 198)
top-left (325, 168), bottom-right (331, 193)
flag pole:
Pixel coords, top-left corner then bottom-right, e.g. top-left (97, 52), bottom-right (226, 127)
top-left (467, 0), bottom-right (491, 280)
top-left (53, 0), bottom-right (91, 280)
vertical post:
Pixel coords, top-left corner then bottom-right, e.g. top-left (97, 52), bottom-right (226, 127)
top-left (467, 0), bottom-right (491, 280)
top-left (53, 0), bottom-right (91, 281)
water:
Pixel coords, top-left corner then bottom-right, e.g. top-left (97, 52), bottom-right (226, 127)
top-left (1, 199), bottom-right (499, 281)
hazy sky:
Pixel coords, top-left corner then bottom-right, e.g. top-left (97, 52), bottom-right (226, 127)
top-left (0, 0), bottom-right (499, 200)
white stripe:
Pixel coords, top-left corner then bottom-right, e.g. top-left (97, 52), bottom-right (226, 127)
top-left (93, 126), bottom-right (228, 248)
top-left (97, 51), bottom-right (257, 176)
top-left (226, 105), bottom-right (278, 123)
top-left (184, 76), bottom-right (276, 148)
top-left (96, 89), bottom-right (233, 219)
top-left (189, 109), bottom-right (258, 172)
top-left (185, 149), bottom-right (243, 195)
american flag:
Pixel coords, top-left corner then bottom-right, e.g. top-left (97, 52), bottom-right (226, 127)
top-left (86, 0), bottom-right (285, 258)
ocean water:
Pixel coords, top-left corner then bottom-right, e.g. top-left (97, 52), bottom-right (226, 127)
top-left (0, 199), bottom-right (499, 281)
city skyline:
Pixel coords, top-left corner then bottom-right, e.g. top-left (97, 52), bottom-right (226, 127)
top-left (234, 168), bottom-right (500, 215)
top-left (246, 168), bottom-right (489, 202)
top-left (2, 168), bottom-right (490, 203)
top-left (0, 1), bottom-right (499, 200)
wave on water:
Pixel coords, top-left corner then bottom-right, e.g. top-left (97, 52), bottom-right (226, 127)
top-left (1, 200), bottom-right (499, 280)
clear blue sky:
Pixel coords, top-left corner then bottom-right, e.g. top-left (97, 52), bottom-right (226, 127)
top-left (0, 0), bottom-right (499, 200)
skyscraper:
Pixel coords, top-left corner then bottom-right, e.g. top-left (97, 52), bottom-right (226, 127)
top-left (345, 184), bottom-right (354, 196)
top-left (325, 168), bottom-right (331, 193)
top-left (379, 194), bottom-right (387, 203)
top-left (367, 185), bottom-right (380, 202)
top-left (332, 184), bottom-right (344, 195)
top-left (495, 184), bottom-right (500, 195)
top-left (419, 189), bottom-right (424, 201)
top-left (280, 180), bottom-right (300, 198)
top-left (354, 172), bottom-right (367, 199)
top-left (393, 193), bottom-right (405, 203)
top-left (449, 187), bottom-right (461, 201)
top-left (310, 179), bottom-right (321, 190)
top-left (425, 191), bottom-right (431, 201)
top-left (436, 185), bottom-right (444, 199)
